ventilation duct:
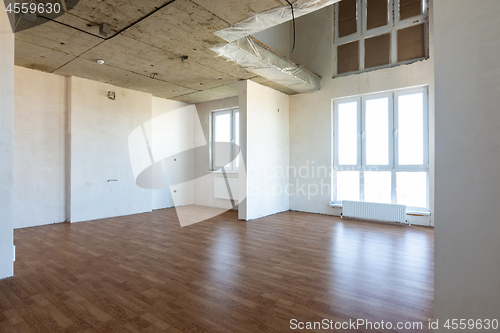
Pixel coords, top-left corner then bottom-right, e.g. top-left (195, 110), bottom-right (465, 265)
top-left (210, 36), bottom-right (321, 94)
top-left (214, 0), bottom-right (341, 42)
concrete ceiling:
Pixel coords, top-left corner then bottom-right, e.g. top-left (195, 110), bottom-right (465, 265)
top-left (14, 0), bottom-right (298, 103)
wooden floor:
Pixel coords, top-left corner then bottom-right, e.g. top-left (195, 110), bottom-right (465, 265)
top-left (0, 208), bottom-right (433, 332)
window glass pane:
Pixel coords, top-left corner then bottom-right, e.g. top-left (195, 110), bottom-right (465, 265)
top-left (213, 112), bottom-right (231, 168)
top-left (338, 101), bottom-right (358, 165)
top-left (367, 0), bottom-right (388, 30)
top-left (338, 0), bottom-right (357, 37)
top-left (214, 112), bottom-right (231, 142)
top-left (365, 97), bottom-right (389, 165)
top-left (337, 171), bottom-right (360, 202)
top-left (363, 171), bottom-right (392, 204)
top-left (396, 172), bottom-right (427, 208)
top-left (234, 111), bottom-right (239, 168)
top-left (398, 92), bottom-right (424, 165)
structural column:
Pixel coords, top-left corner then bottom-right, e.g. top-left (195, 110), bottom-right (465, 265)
top-left (434, 0), bottom-right (500, 324)
top-left (0, 1), bottom-right (15, 279)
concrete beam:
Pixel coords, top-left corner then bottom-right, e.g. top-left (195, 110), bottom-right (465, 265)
top-left (14, 0), bottom-right (304, 103)
top-left (173, 82), bottom-right (239, 104)
top-left (54, 0), bottom-right (169, 36)
top-left (15, 18), bottom-right (102, 56)
top-left (122, 0), bottom-right (254, 80)
top-left (250, 76), bottom-right (299, 95)
top-left (53, 58), bottom-right (196, 99)
top-left (15, 40), bottom-right (74, 72)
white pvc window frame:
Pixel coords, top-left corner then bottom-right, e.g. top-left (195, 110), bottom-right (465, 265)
top-left (211, 108), bottom-right (239, 171)
top-left (332, 86), bottom-right (429, 211)
top-left (333, 0), bottom-right (429, 77)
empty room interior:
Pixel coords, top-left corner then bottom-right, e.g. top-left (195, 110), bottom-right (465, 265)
top-left (1, 0), bottom-right (499, 332)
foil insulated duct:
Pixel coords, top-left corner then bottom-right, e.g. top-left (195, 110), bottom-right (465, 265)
top-left (214, 0), bottom-right (341, 42)
top-left (210, 36), bottom-right (321, 94)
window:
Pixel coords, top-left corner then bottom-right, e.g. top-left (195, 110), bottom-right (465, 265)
top-left (334, 0), bottom-right (428, 76)
top-left (211, 108), bottom-right (239, 171)
top-left (333, 87), bottom-right (429, 210)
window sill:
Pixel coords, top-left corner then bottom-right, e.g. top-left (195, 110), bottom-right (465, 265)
top-left (407, 210), bottom-right (431, 216)
top-left (207, 170), bottom-right (239, 174)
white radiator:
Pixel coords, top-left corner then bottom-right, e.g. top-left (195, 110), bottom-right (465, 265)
top-left (214, 178), bottom-right (239, 200)
top-left (342, 201), bottom-right (407, 224)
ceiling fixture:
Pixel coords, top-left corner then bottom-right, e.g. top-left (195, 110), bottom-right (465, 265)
top-left (99, 23), bottom-right (111, 38)
top-left (97, 59), bottom-right (105, 65)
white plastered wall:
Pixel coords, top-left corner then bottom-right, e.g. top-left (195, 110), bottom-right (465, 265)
top-left (0, 0), bottom-right (15, 279)
top-left (11, 68), bottom-right (200, 226)
top-left (240, 80), bottom-right (290, 220)
top-left (151, 97), bottom-right (191, 210)
top-left (14, 67), bottom-right (67, 228)
top-left (238, 83), bottom-right (248, 220)
top-left (434, 0), bottom-right (500, 324)
top-left (69, 77), bottom-right (153, 222)
top-left (288, 4), bottom-right (435, 226)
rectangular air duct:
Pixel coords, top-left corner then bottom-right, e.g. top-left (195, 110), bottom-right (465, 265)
top-left (210, 36), bottom-right (321, 93)
top-left (214, 0), bottom-right (341, 42)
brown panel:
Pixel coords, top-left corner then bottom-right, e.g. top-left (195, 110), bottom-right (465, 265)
top-left (400, 0), bottom-right (422, 20)
top-left (397, 24), bottom-right (426, 62)
top-left (367, 0), bottom-right (388, 30)
top-left (337, 41), bottom-right (359, 74)
top-left (338, 0), bottom-right (357, 38)
top-left (365, 33), bottom-right (391, 69)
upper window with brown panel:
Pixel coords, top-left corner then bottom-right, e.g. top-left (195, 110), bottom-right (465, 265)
top-left (334, 0), bottom-right (429, 76)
